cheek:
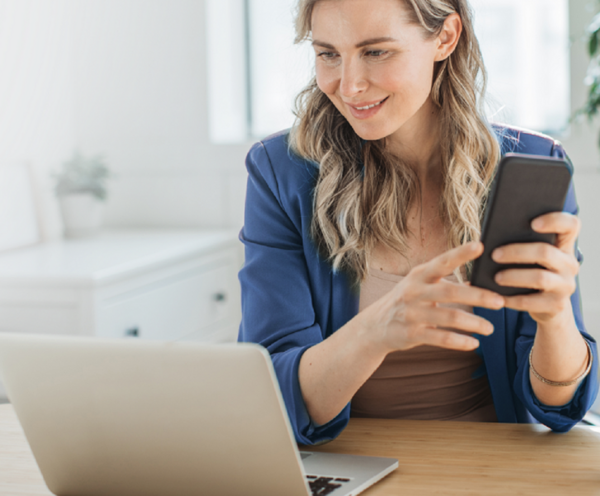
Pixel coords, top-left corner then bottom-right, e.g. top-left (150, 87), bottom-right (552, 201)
top-left (315, 66), bottom-right (338, 96)
top-left (382, 60), bottom-right (435, 105)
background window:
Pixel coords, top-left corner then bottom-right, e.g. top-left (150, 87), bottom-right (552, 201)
top-left (246, 0), bottom-right (313, 138)
top-left (470, 0), bottom-right (570, 135)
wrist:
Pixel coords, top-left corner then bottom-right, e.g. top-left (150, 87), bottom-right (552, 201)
top-left (536, 307), bottom-right (577, 336)
top-left (353, 309), bottom-right (390, 360)
top-left (530, 308), bottom-right (588, 390)
top-left (529, 340), bottom-right (592, 387)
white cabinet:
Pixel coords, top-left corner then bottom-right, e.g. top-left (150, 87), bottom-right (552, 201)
top-left (0, 229), bottom-right (244, 399)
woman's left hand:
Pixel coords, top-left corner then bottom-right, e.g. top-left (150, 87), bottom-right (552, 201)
top-left (492, 212), bottom-right (581, 324)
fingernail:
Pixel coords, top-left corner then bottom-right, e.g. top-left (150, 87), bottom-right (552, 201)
top-left (492, 248), bottom-right (503, 261)
top-left (495, 273), bottom-right (503, 283)
top-left (532, 219), bottom-right (543, 230)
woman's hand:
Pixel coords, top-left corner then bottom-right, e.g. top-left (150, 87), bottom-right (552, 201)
top-left (359, 241), bottom-right (505, 355)
top-left (301, 242), bottom-right (505, 426)
top-left (493, 212), bottom-right (590, 407)
top-left (492, 212), bottom-right (580, 324)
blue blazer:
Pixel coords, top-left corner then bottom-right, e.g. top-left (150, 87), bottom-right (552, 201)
top-left (238, 125), bottom-right (599, 445)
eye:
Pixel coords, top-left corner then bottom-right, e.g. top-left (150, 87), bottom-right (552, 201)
top-left (365, 49), bottom-right (388, 58)
top-left (317, 51), bottom-right (339, 60)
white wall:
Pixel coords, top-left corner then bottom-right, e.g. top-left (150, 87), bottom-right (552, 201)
top-left (70, 0), bottom-right (251, 230)
top-left (0, 0), bottom-right (252, 241)
top-left (0, 0), bottom-right (76, 242)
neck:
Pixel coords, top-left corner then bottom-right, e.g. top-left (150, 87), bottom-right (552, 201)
top-left (386, 97), bottom-right (442, 184)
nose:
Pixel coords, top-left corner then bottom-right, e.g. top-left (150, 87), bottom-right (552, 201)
top-left (339, 58), bottom-right (368, 98)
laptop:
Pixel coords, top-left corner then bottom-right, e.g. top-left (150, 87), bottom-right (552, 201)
top-left (0, 333), bottom-right (397, 496)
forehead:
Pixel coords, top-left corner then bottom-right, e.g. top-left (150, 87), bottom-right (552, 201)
top-left (311, 0), bottom-right (418, 45)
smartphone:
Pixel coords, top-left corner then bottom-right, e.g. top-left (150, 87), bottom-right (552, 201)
top-left (470, 153), bottom-right (572, 297)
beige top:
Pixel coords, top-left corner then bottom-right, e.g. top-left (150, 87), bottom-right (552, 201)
top-left (351, 269), bottom-right (497, 422)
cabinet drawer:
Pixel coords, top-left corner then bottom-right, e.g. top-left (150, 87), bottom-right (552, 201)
top-left (97, 263), bottom-right (236, 340)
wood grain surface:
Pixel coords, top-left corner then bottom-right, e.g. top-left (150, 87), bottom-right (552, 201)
top-left (1, 404), bottom-right (599, 495)
top-left (308, 417), bottom-right (600, 495)
top-left (0, 405), bottom-right (52, 495)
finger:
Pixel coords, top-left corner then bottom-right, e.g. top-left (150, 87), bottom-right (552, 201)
top-left (422, 307), bottom-right (494, 336)
top-left (418, 327), bottom-right (481, 351)
top-left (532, 212), bottom-right (580, 236)
top-left (503, 293), bottom-right (570, 315)
top-left (531, 212), bottom-right (580, 252)
top-left (420, 242), bottom-right (483, 282)
top-left (491, 243), bottom-right (579, 274)
top-left (495, 268), bottom-right (575, 294)
top-left (424, 280), bottom-right (504, 309)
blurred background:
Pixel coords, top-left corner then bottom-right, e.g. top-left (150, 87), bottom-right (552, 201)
top-left (0, 0), bottom-right (598, 404)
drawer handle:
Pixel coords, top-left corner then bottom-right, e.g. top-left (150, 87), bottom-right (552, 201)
top-left (125, 327), bottom-right (139, 337)
top-left (213, 292), bottom-right (227, 303)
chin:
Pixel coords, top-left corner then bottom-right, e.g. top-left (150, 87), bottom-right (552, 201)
top-left (347, 121), bottom-right (399, 142)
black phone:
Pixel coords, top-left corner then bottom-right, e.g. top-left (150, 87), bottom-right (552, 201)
top-left (470, 153), bottom-right (572, 297)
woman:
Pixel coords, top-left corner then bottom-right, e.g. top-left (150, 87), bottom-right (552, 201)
top-left (239, 0), bottom-right (598, 445)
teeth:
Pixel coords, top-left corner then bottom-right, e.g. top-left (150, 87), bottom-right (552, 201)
top-left (356, 99), bottom-right (384, 110)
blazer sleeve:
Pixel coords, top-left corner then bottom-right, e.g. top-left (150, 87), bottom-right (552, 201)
top-left (237, 141), bottom-right (350, 445)
top-left (512, 143), bottom-right (599, 432)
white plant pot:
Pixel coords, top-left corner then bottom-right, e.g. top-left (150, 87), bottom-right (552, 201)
top-left (59, 193), bottom-right (105, 238)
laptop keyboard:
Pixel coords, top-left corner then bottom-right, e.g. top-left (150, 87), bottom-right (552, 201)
top-left (306, 475), bottom-right (351, 495)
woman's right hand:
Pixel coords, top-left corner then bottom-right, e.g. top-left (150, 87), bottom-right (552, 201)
top-left (359, 241), bottom-right (505, 355)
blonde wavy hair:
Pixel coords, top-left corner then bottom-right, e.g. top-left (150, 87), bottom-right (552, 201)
top-left (289, 0), bottom-right (501, 284)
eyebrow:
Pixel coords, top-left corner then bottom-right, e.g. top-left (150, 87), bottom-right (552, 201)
top-left (311, 37), bottom-right (398, 50)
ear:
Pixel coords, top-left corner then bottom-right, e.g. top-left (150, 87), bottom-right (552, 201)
top-left (434, 13), bottom-right (462, 62)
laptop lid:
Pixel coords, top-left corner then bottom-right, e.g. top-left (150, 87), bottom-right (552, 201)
top-left (0, 333), bottom-right (310, 496)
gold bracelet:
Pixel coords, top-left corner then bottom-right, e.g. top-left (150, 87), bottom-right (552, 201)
top-left (529, 340), bottom-right (593, 387)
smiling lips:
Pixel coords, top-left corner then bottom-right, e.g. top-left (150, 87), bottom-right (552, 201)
top-left (347, 97), bottom-right (389, 119)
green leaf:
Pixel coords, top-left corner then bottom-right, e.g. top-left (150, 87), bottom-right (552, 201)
top-left (590, 30), bottom-right (599, 57)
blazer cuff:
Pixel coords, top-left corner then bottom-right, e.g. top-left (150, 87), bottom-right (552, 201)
top-left (515, 336), bottom-right (598, 432)
top-left (271, 344), bottom-right (350, 446)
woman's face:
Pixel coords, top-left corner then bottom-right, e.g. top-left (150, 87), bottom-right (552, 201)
top-left (311, 0), bottom-right (450, 143)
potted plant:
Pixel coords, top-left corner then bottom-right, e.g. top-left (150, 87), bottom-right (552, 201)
top-left (54, 151), bottom-right (110, 238)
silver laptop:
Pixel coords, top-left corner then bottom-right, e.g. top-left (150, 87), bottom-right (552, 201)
top-left (0, 333), bottom-right (397, 496)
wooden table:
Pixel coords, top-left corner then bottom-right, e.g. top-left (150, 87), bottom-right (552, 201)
top-left (1, 404), bottom-right (599, 495)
